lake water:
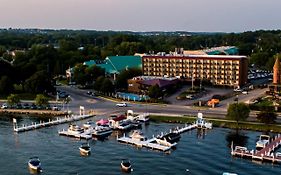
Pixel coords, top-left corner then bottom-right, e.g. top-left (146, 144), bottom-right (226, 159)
top-left (0, 115), bottom-right (280, 175)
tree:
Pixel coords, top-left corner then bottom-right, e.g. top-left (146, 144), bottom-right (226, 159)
top-left (226, 102), bottom-right (250, 130)
top-left (7, 94), bottom-right (20, 106)
top-left (0, 75), bottom-right (14, 94)
top-left (100, 78), bottom-right (114, 94)
top-left (115, 68), bottom-right (142, 90)
top-left (257, 111), bottom-right (277, 126)
top-left (148, 84), bottom-right (162, 99)
top-left (35, 94), bottom-right (49, 107)
top-left (93, 76), bottom-right (105, 92)
top-left (24, 70), bottom-right (54, 93)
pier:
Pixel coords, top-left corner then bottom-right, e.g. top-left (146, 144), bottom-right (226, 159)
top-left (58, 128), bottom-right (93, 140)
top-left (117, 135), bottom-right (172, 152)
top-left (231, 134), bottom-right (281, 163)
top-left (13, 114), bottom-right (94, 133)
top-left (117, 123), bottom-right (200, 152)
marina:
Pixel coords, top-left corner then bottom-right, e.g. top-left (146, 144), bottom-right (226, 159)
top-left (1, 116), bottom-right (281, 175)
top-left (231, 134), bottom-right (281, 163)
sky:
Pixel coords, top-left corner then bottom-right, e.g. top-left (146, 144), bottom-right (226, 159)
top-left (0, 0), bottom-right (280, 32)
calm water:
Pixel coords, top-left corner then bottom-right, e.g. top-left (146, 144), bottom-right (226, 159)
top-left (0, 116), bottom-right (280, 175)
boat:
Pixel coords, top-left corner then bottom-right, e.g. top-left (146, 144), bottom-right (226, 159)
top-left (137, 113), bottom-right (149, 123)
top-left (120, 160), bottom-right (131, 172)
top-left (92, 125), bottom-right (112, 137)
top-left (83, 120), bottom-right (95, 129)
top-left (79, 143), bottom-right (91, 155)
top-left (28, 157), bottom-right (42, 172)
top-left (196, 112), bottom-right (212, 129)
top-left (117, 120), bottom-right (133, 130)
top-left (130, 130), bottom-right (147, 141)
top-left (68, 124), bottom-right (84, 135)
top-left (223, 173), bottom-right (238, 175)
top-left (155, 137), bottom-right (177, 147)
top-left (157, 132), bottom-right (181, 144)
top-left (96, 119), bottom-right (109, 126)
top-left (256, 135), bottom-right (270, 150)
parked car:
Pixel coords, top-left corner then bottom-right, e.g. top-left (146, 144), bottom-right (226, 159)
top-left (30, 103), bottom-right (37, 110)
top-left (242, 91), bottom-right (248, 95)
top-left (16, 104), bottom-right (23, 109)
top-left (186, 95), bottom-right (194, 100)
top-left (116, 102), bottom-right (127, 107)
top-left (1, 103), bottom-right (8, 109)
top-left (22, 103), bottom-right (30, 109)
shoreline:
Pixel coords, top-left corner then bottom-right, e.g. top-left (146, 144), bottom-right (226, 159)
top-left (149, 115), bottom-right (281, 133)
top-left (0, 109), bottom-right (68, 117)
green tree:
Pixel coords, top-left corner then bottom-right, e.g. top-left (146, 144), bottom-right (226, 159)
top-left (0, 75), bottom-right (14, 94)
top-left (148, 84), bottom-right (162, 99)
top-left (101, 78), bottom-right (114, 94)
top-left (25, 70), bottom-right (54, 93)
top-left (35, 94), bottom-right (49, 107)
top-left (115, 68), bottom-right (142, 90)
top-left (7, 94), bottom-right (20, 106)
top-left (257, 111), bottom-right (277, 126)
top-left (93, 76), bottom-right (105, 92)
top-left (226, 103), bottom-right (250, 130)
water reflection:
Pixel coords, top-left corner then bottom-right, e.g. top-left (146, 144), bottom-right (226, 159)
top-left (196, 128), bottom-right (206, 139)
top-left (225, 131), bottom-right (248, 148)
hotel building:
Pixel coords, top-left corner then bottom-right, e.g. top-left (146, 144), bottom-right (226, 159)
top-left (142, 54), bottom-right (248, 87)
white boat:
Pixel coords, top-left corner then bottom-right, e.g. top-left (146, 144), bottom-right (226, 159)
top-left (130, 130), bottom-right (147, 141)
top-left (83, 120), bottom-right (95, 129)
top-left (256, 135), bottom-right (270, 149)
top-left (136, 113), bottom-right (150, 122)
top-left (120, 160), bottom-right (131, 172)
top-left (68, 124), bottom-right (84, 135)
top-left (79, 143), bottom-right (91, 155)
top-left (117, 120), bottom-right (133, 130)
top-left (223, 173), bottom-right (238, 175)
top-left (28, 157), bottom-right (42, 172)
top-left (92, 125), bottom-right (112, 137)
top-left (155, 137), bottom-right (177, 147)
top-left (196, 112), bottom-right (212, 129)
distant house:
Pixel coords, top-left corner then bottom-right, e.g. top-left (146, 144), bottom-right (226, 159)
top-left (128, 76), bottom-right (179, 94)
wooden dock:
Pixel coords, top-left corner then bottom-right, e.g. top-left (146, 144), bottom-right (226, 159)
top-left (231, 134), bottom-right (281, 163)
top-left (173, 124), bottom-right (197, 134)
top-left (13, 114), bottom-right (94, 132)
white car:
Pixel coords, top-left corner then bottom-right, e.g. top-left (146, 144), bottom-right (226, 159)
top-left (116, 102), bottom-right (127, 107)
top-left (242, 91), bottom-right (248, 95)
top-left (1, 103), bottom-right (8, 109)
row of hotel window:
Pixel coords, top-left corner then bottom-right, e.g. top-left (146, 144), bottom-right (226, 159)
top-left (143, 59), bottom-right (240, 64)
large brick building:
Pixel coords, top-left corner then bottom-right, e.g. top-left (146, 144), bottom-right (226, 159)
top-left (142, 54), bottom-right (248, 87)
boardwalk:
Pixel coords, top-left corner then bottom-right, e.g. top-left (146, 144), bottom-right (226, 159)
top-left (231, 134), bottom-right (281, 163)
top-left (13, 114), bottom-right (94, 132)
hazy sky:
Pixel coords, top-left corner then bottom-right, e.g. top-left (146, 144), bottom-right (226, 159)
top-left (0, 0), bottom-right (280, 32)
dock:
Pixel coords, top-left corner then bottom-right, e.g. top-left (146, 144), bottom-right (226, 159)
top-left (13, 114), bottom-right (94, 132)
top-left (58, 128), bottom-right (93, 140)
top-left (117, 123), bottom-right (199, 152)
top-left (231, 134), bottom-right (281, 163)
top-left (117, 135), bottom-right (172, 152)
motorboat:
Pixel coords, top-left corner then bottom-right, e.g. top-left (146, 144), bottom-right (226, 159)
top-left (137, 113), bottom-right (150, 123)
top-left (222, 173), bottom-right (238, 175)
top-left (157, 132), bottom-right (181, 144)
top-left (196, 112), bottom-right (212, 129)
top-left (68, 124), bottom-right (84, 135)
top-left (92, 125), bottom-right (112, 137)
top-left (155, 137), bottom-right (177, 147)
top-left (79, 143), bottom-right (91, 155)
top-left (96, 119), bottom-right (109, 126)
top-left (28, 157), bottom-right (42, 172)
top-left (117, 120), bottom-right (133, 130)
top-left (130, 130), bottom-right (147, 141)
top-left (120, 160), bottom-right (131, 172)
top-left (256, 135), bottom-right (270, 150)
top-left (83, 120), bottom-right (95, 129)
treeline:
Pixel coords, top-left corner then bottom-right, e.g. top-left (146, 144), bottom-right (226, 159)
top-left (0, 29), bottom-right (281, 95)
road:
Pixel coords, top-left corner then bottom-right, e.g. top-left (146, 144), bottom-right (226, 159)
top-left (56, 86), bottom-right (273, 122)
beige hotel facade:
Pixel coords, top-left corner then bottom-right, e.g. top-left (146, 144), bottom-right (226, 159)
top-left (142, 55), bottom-right (248, 87)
